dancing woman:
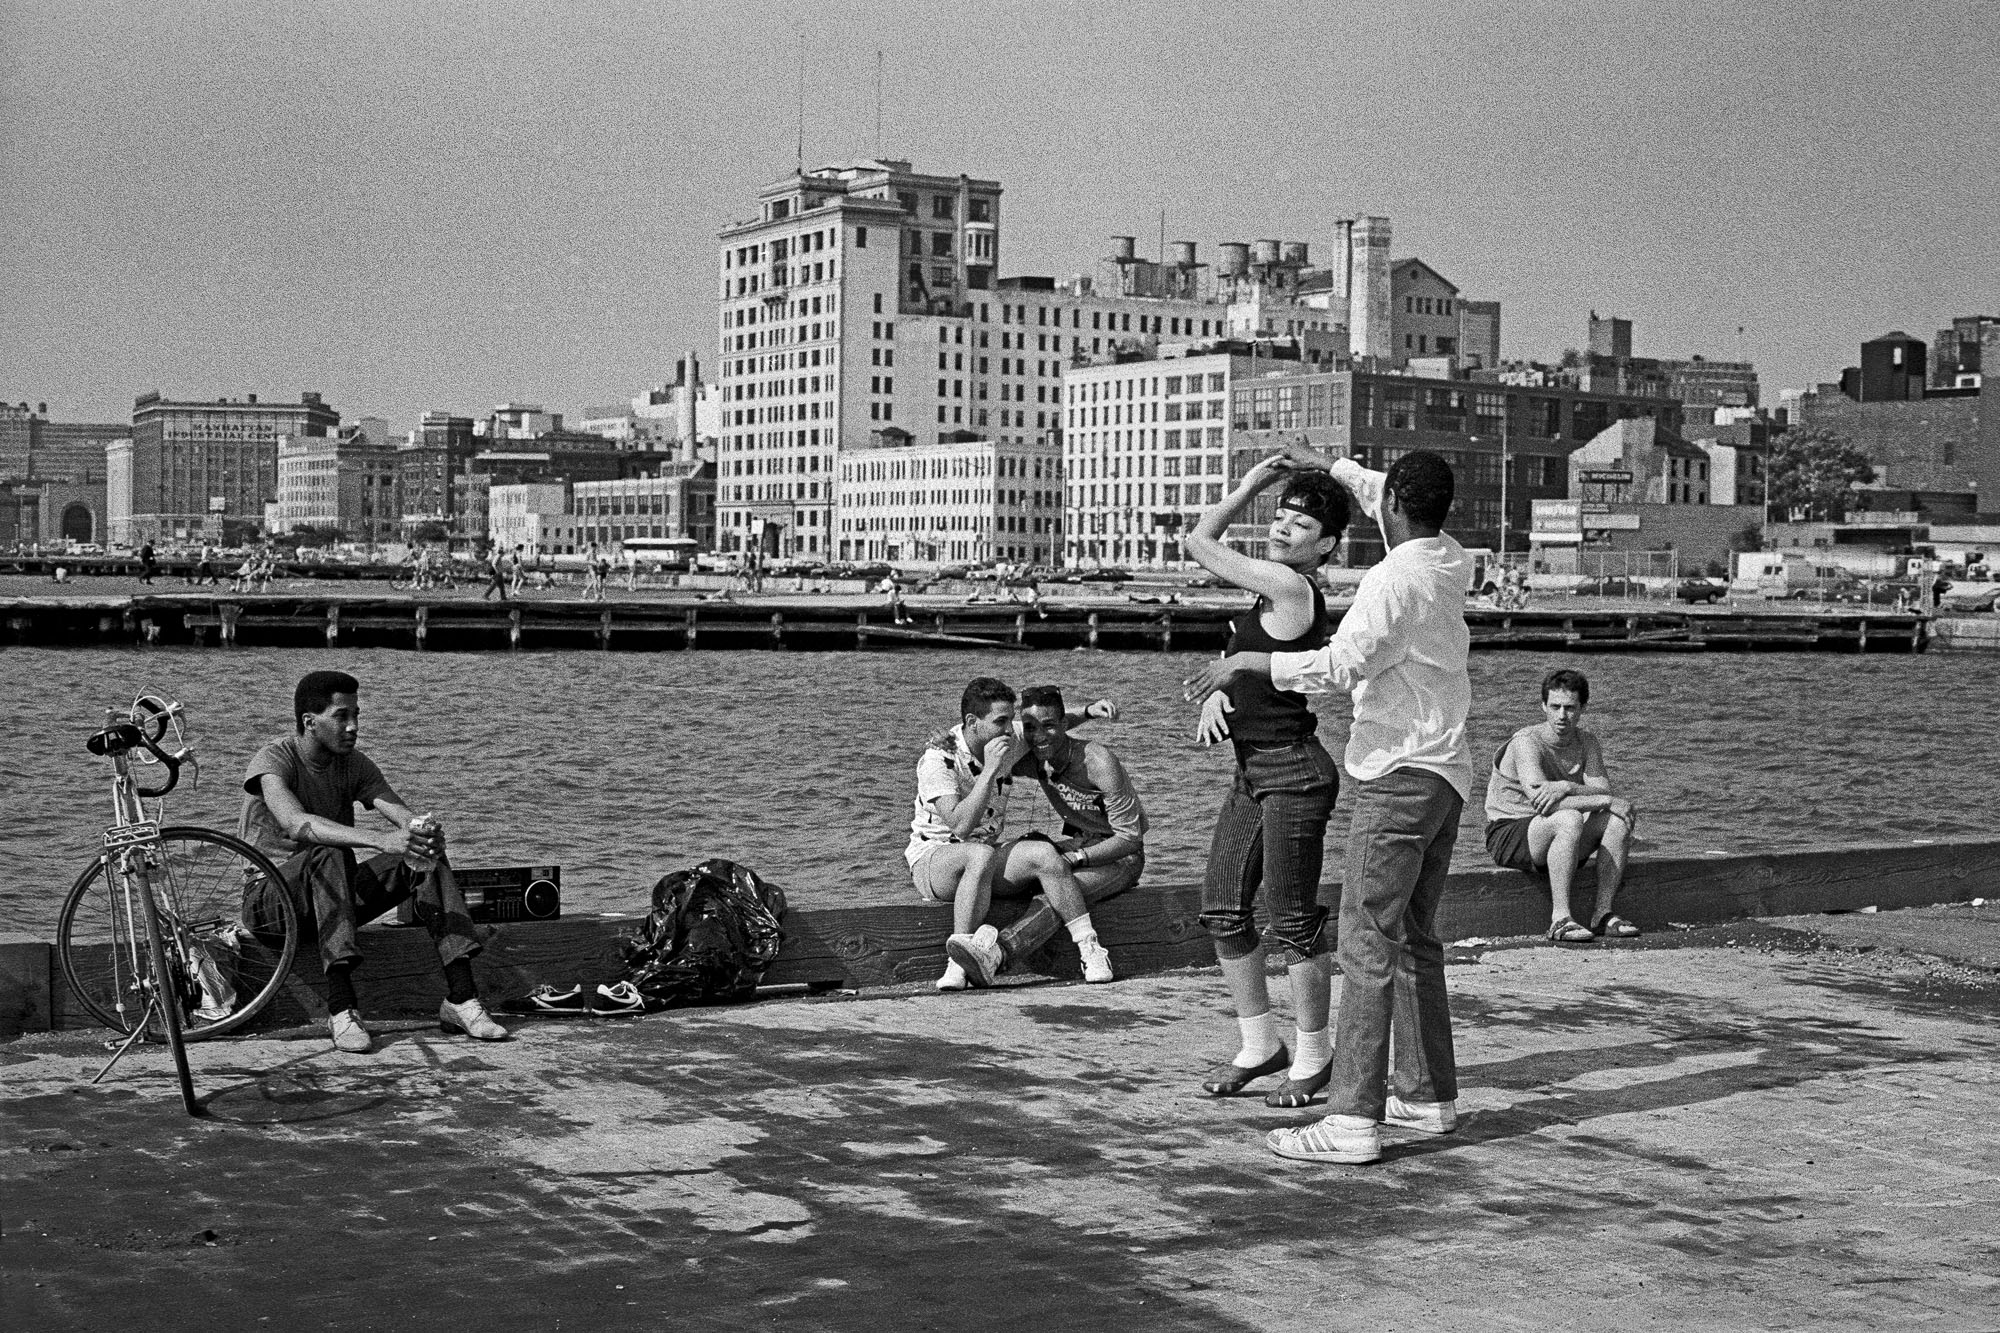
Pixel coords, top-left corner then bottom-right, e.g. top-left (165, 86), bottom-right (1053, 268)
top-left (1182, 453), bottom-right (1351, 1107)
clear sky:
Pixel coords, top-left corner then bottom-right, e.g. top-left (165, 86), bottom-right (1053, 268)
top-left (2, 0), bottom-right (1993, 432)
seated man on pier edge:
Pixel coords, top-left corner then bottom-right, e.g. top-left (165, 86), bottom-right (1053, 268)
top-left (905, 677), bottom-right (1126, 991)
top-left (239, 669), bottom-right (509, 1053)
top-left (1483, 667), bottom-right (1641, 943)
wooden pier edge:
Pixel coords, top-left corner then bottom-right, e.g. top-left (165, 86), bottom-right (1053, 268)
top-left (9, 837), bottom-right (1999, 1036)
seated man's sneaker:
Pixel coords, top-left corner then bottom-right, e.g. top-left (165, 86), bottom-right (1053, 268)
top-left (1078, 937), bottom-right (1115, 984)
top-left (1383, 1095), bottom-right (1457, 1136)
top-left (329, 1008), bottom-right (373, 1054)
top-left (1267, 1114), bottom-right (1382, 1165)
top-left (944, 931), bottom-right (1002, 988)
top-left (438, 997), bottom-right (509, 1041)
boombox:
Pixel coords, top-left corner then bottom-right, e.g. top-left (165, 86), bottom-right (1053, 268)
top-left (397, 865), bottom-right (561, 924)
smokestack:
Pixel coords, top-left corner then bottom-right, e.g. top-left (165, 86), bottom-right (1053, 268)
top-left (677, 349), bottom-right (698, 450)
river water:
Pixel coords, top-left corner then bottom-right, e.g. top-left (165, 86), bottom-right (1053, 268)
top-left (4, 646), bottom-right (1995, 938)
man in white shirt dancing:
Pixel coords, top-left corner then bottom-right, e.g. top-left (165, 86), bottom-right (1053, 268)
top-left (1186, 447), bottom-right (1472, 1164)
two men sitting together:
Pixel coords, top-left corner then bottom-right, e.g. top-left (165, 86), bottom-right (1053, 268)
top-left (907, 677), bottom-right (1147, 991)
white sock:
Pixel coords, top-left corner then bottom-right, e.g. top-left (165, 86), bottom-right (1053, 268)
top-left (1291, 1026), bottom-right (1331, 1079)
top-left (1065, 915), bottom-right (1097, 946)
top-left (1234, 1011), bottom-right (1282, 1067)
top-left (937, 959), bottom-right (968, 990)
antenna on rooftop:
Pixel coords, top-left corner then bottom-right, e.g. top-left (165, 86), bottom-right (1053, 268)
top-left (795, 31), bottom-right (805, 172)
top-left (875, 51), bottom-right (884, 157)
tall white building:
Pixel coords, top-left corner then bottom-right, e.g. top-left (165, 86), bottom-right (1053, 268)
top-left (1061, 351), bottom-right (1258, 568)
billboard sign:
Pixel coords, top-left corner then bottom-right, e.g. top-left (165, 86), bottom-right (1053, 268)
top-left (1580, 470), bottom-right (1634, 485)
top-left (1531, 499), bottom-right (1581, 534)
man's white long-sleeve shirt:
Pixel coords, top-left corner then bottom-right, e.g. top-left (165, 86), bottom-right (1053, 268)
top-left (1270, 458), bottom-right (1474, 798)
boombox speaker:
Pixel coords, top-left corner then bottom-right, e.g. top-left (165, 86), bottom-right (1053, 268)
top-left (395, 865), bottom-right (561, 924)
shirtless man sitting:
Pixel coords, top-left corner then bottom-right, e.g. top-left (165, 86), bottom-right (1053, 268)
top-left (1483, 668), bottom-right (1641, 943)
top-left (905, 678), bottom-right (1120, 991)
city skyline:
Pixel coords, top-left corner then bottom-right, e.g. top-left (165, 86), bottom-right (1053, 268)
top-left (2, 0), bottom-right (1994, 430)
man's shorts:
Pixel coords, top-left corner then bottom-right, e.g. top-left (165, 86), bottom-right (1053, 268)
top-left (910, 840), bottom-right (986, 903)
top-left (1485, 815), bottom-right (1540, 873)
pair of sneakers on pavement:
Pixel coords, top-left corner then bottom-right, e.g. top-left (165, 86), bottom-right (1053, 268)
top-left (938, 923), bottom-right (1115, 990)
top-left (1265, 1095), bottom-right (1458, 1165)
top-left (329, 998), bottom-right (509, 1054)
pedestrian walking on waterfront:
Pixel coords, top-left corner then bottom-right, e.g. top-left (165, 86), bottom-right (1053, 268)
top-left (508, 545), bottom-right (526, 598)
top-left (1182, 453), bottom-right (1348, 1108)
top-left (137, 541), bottom-right (157, 585)
top-left (1187, 446), bottom-right (1472, 1164)
top-left (481, 544), bottom-right (508, 601)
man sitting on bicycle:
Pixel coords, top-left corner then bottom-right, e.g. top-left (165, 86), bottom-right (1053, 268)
top-left (239, 669), bottom-right (507, 1053)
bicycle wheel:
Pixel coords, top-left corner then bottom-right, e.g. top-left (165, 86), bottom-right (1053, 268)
top-left (135, 866), bottom-right (200, 1116)
top-left (57, 827), bottom-right (300, 1040)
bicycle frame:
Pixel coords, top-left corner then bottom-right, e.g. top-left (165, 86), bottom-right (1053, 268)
top-left (87, 708), bottom-right (200, 1113)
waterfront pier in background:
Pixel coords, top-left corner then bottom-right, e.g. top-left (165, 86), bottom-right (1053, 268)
top-left (0, 590), bottom-right (1935, 654)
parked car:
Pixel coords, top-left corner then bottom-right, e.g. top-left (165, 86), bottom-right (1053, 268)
top-left (1575, 576), bottom-right (1648, 598)
top-left (1673, 578), bottom-right (1727, 604)
top-left (1076, 566), bottom-right (1133, 584)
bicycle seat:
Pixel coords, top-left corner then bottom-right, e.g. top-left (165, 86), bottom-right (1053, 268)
top-left (87, 722), bottom-right (144, 756)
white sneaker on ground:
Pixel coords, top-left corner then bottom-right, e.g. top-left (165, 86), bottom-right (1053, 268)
top-left (329, 1008), bottom-right (373, 1054)
top-left (945, 932), bottom-right (1002, 988)
top-left (438, 997), bottom-right (509, 1041)
top-left (1383, 1095), bottom-right (1457, 1136)
top-left (1267, 1114), bottom-right (1382, 1165)
top-left (1078, 936), bottom-right (1114, 984)
top-left (936, 959), bottom-right (970, 991)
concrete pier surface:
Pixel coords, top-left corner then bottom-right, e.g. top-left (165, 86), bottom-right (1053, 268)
top-left (5, 907), bottom-right (1998, 1333)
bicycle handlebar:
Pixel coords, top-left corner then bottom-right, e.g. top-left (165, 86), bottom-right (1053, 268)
top-left (134, 742), bottom-right (182, 799)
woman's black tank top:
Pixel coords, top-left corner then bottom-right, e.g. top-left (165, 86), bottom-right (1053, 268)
top-left (1225, 577), bottom-right (1330, 753)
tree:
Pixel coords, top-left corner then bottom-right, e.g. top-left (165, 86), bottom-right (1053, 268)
top-left (1765, 427), bottom-right (1877, 522)
top-left (409, 520), bottom-right (450, 544)
top-left (289, 524), bottom-right (345, 549)
top-left (1558, 347), bottom-right (1583, 369)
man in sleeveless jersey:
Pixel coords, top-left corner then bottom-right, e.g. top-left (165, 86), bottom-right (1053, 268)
top-left (1012, 683), bottom-right (1147, 914)
top-left (1484, 668), bottom-right (1640, 942)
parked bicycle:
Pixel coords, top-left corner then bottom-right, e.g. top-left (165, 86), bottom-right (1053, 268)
top-left (56, 695), bottom-right (302, 1116)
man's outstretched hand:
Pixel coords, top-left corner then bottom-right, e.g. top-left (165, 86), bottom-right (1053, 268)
top-left (1182, 656), bottom-right (1237, 704)
top-left (1085, 698), bottom-right (1119, 721)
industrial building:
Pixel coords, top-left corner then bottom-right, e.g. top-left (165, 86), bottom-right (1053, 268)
top-left (112, 391), bottom-right (340, 545)
top-left (713, 156), bottom-right (1502, 566)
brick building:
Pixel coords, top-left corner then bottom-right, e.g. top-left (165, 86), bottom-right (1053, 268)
top-left (114, 391), bottom-right (339, 544)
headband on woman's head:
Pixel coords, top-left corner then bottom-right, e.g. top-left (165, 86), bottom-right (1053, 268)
top-left (1276, 474), bottom-right (1345, 532)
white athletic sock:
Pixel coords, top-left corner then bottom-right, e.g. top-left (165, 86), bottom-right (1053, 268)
top-left (1291, 1026), bottom-right (1332, 1079)
top-left (1065, 915), bottom-right (1097, 945)
top-left (937, 959), bottom-right (968, 991)
top-left (1234, 1011), bottom-right (1282, 1068)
